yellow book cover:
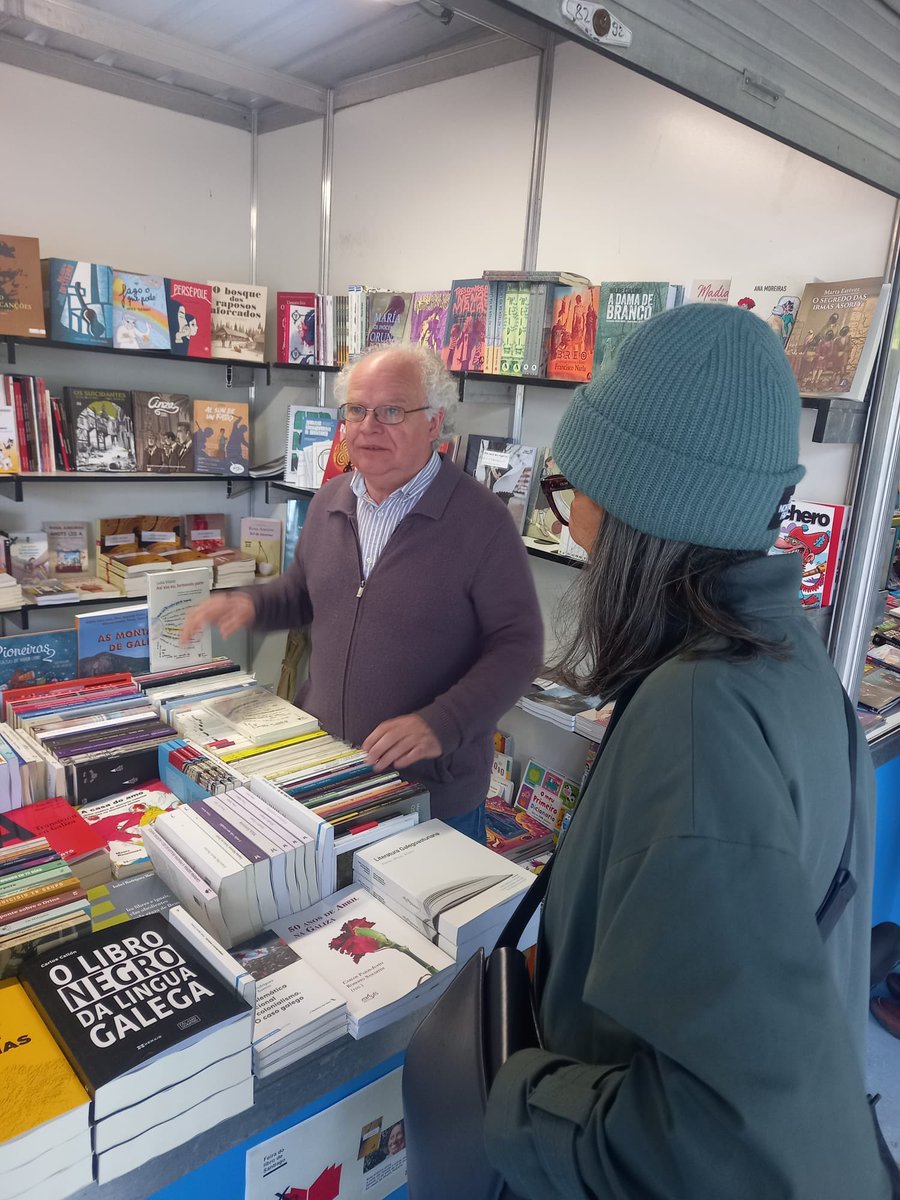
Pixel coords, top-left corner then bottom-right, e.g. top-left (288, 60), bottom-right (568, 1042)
top-left (0, 978), bottom-right (89, 1141)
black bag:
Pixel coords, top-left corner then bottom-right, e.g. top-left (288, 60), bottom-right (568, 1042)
top-left (403, 676), bottom-right (645, 1200)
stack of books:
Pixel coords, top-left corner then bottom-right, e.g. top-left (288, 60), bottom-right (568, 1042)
top-left (573, 701), bottom-right (614, 742)
top-left (144, 783), bottom-right (318, 948)
top-left (0, 797), bottom-right (110, 889)
top-left (484, 796), bottom-right (555, 862)
top-left (353, 819), bottom-right (539, 963)
top-left (518, 678), bottom-right (602, 732)
top-left (20, 913), bottom-right (254, 1184)
top-left (207, 547), bottom-right (257, 589)
top-left (0, 572), bottom-right (24, 610)
top-left (271, 885), bottom-right (456, 1038)
top-left (98, 551), bottom-right (171, 598)
top-left (0, 977), bottom-right (92, 1200)
top-left (0, 837), bottom-right (92, 979)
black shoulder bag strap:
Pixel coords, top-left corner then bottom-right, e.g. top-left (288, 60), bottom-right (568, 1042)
top-left (816, 688), bottom-right (859, 942)
top-left (495, 671), bottom-right (649, 953)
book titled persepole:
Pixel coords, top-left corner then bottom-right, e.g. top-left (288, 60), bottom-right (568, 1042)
top-left (148, 566), bottom-right (213, 672)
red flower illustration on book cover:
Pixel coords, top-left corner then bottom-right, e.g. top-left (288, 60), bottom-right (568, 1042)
top-left (329, 918), bottom-right (437, 976)
top-left (276, 1163), bottom-right (342, 1200)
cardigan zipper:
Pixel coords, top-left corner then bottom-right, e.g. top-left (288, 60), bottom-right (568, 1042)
top-left (342, 522), bottom-right (367, 737)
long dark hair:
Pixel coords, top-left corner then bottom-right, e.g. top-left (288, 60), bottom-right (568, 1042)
top-left (549, 510), bottom-right (786, 699)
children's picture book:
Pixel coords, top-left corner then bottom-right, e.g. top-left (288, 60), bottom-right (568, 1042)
top-left (0, 406), bottom-right (20, 473)
top-left (165, 279), bottom-right (212, 358)
top-left (731, 279), bottom-right (804, 346)
top-left (210, 280), bottom-right (267, 362)
top-left (275, 291), bottom-right (317, 364)
top-left (63, 387), bottom-right (137, 472)
top-left (688, 278), bottom-right (731, 304)
top-left (183, 512), bottom-right (227, 553)
top-left (42, 258), bottom-right (113, 346)
top-left (470, 438), bottom-right (539, 534)
top-left (769, 498), bottom-right (848, 608)
top-left (147, 567), bottom-right (213, 672)
top-left (408, 290), bottom-right (451, 352)
top-left (132, 391), bottom-right (194, 472)
top-left (514, 759), bottom-right (581, 833)
top-left (442, 279), bottom-right (488, 372)
top-left (78, 785), bottom-right (179, 880)
top-left (484, 796), bottom-right (554, 858)
top-left (75, 604), bottom-right (150, 677)
top-left (240, 517), bottom-right (283, 579)
top-left (283, 405), bottom-right (339, 488)
top-left (43, 522), bottom-right (89, 575)
top-left (8, 531), bottom-right (50, 583)
top-left (546, 285), bottom-right (600, 381)
top-left (365, 292), bottom-right (412, 347)
top-left (594, 281), bottom-right (683, 374)
top-left (193, 398), bottom-right (250, 476)
top-left (112, 270), bottom-right (171, 351)
top-left (785, 277), bottom-right (886, 399)
top-left (0, 629), bottom-right (78, 693)
top-left (0, 234), bottom-right (46, 337)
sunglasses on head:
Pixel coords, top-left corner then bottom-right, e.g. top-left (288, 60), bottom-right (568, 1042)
top-left (541, 474), bottom-right (575, 526)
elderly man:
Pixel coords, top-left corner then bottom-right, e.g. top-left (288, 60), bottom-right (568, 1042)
top-left (182, 344), bottom-right (543, 840)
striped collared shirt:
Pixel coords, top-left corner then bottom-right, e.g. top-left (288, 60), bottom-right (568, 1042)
top-left (352, 451), bottom-right (441, 579)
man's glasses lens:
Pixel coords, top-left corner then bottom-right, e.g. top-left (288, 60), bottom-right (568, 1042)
top-left (339, 403), bottom-right (414, 425)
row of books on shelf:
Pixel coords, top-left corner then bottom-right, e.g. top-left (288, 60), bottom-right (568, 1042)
top-left (0, 376), bottom-right (250, 476)
top-left (3, 234), bottom-right (890, 401)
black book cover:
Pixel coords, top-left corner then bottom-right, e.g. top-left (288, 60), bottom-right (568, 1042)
top-left (63, 387), bottom-right (137, 473)
top-left (132, 391), bottom-right (194, 473)
top-left (18, 913), bottom-right (250, 1097)
top-left (66, 742), bottom-right (163, 804)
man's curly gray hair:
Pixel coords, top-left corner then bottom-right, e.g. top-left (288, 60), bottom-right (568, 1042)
top-left (333, 343), bottom-right (458, 436)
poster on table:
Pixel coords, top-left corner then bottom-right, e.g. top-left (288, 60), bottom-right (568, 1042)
top-left (245, 1068), bottom-right (406, 1200)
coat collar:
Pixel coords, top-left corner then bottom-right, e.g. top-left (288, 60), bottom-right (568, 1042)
top-left (323, 454), bottom-right (463, 521)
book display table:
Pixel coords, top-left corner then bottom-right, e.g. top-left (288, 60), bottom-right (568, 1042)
top-left (68, 1012), bottom-right (419, 1200)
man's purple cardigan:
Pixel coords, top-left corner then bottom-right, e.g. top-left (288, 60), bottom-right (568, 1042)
top-left (248, 456), bottom-right (544, 820)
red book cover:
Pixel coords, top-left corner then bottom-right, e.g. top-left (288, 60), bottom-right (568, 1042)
top-left (165, 280), bottom-right (212, 358)
top-left (277, 290), bottom-right (317, 363)
top-left (546, 285), bottom-right (600, 382)
top-left (0, 798), bottom-right (107, 865)
top-left (441, 279), bottom-right (488, 372)
top-left (320, 420), bottom-right (352, 485)
top-left (2, 673), bottom-right (134, 719)
top-left (769, 499), bottom-right (848, 608)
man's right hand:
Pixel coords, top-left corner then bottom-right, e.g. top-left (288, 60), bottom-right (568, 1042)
top-left (180, 591), bottom-right (256, 644)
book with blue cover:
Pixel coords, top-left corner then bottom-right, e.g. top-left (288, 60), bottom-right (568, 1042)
top-left (75, 604), bottom-right (150, 677)
top-left (112, 271), bottom-right (171, 351)
top-left (42, 258), bottom-right (113, 346)
top-left (0, 630), bottom-right (78, 694)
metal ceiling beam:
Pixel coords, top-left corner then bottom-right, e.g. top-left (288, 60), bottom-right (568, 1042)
top-left (0, 0), bottom-right (327, 115)
top-left (0, 30), bottom-right (251, 128)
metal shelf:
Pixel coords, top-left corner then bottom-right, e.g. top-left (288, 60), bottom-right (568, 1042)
top-left (0, 472), bottom-right (260, 502)
top-left (0, 581), bottom-right (253, 632)
top-left (3, 335), bottom-right (264, 383)
top-left (800, 394), bottom-right (868, 443)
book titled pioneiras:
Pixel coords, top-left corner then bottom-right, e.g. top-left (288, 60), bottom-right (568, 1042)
top-left (18, 912), bottom-right (253, 1120)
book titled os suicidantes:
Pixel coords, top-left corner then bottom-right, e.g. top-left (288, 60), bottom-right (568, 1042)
top-left (18, 913), bottom-right (252, 1119)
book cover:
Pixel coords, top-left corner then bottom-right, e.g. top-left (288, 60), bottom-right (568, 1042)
top-left (0, 406), bottom-right (20, 473)
top-left (209, 280), bottom-right (267, 362)
top-left (731, 280), bottom-right (804, 346)
top-left (0, 629), bottom-right (77, 694)
top-left (63, 388), bottom-right (137, 472)
top-left (0, 978), bottom-right (89, 1145)
top-left (193, 398), bottom-right (250, 476)
top-left (43, 521), bottom-right (89, 575)
top-left (270, 886), bottom-right (454, 1026)
top-left (75, 604), bottom-right (150, 676)
top-left (546, 285), bottom-right (599, 382)
top-left (165, 279), bottom-right (212, 358)
top-left (88, 870), bottom-right (178, 931)
top-left (79, 785), bottom-right (182, 880)
top-left (18, 913), bottom-right (252, 1107)
top-left (785, 276), bottom-right (884, 397)
top-left (148, 567), bottom-right (213, 672)
top-left (769, 499), bottom-right (848, 608)
top-left (0, 234), bottom-right (46, 337)
top-left (0, 799), bottom-right (107, 870)
top-left (408, 290), bottom-right (451, 352)
top-left (523, 450), bottom-right (563, 547)
top-left (365, 292), bottom-right (412, 348)
top-left (205, 686), bottom-right (318, 744)
top-left (183, 513), bottom-right (227, 553)
top-left (594, 281), bottom-right (682, 373)
top-left (240, 517), bottom-right (283, 579)
top-left (132, 392), bottom-right (194, 472)
top-left (112, 271), bottom-right (171, 351)
top-left (8, 531), bottom-right (50, 583)
top-left (471, 439), bottom-right (538, 534)
top-left (514, 760), bottom-right (581, 833)
top-left (442, 279), bottom-right (488, 372)
top-left (276, 291), bottom-right (317, 364)
top-left (42, 259), bottom-right (113, 346)
top-left (284, 406), bottom-right (339, 488)
top-left (688, 278), bottom-right (731, 304)
top-left (484, 797), bottom-right (553, 857)
top-left (498, 282), bottom-right (530, 376)
top-left (320, 420), bottom-right (352, 485)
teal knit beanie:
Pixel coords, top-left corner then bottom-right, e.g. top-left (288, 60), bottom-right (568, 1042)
top-left (553, 303), bottom-right (805, 551)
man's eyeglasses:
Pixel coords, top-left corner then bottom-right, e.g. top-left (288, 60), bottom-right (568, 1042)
top-left (338, 403), bottom-right (430, 425)
top-left (541, 474), bottom-right (575, 526)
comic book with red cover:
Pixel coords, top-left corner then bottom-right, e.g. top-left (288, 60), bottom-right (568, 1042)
top-left (546, 285), bottom-right (600, 382)
top-left (768, 498), bottom-right (848, 608)
top-left (441, 279), bottom-right (488, 372)
top-left (277, 291), bottom-right (317, 364)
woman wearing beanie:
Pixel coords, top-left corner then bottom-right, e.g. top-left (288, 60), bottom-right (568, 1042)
top-left (483, 304), bottom-right (891, 1198)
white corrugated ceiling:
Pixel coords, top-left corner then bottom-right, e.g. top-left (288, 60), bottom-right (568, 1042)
top-left (0, 0), bottom-right (897, 194)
